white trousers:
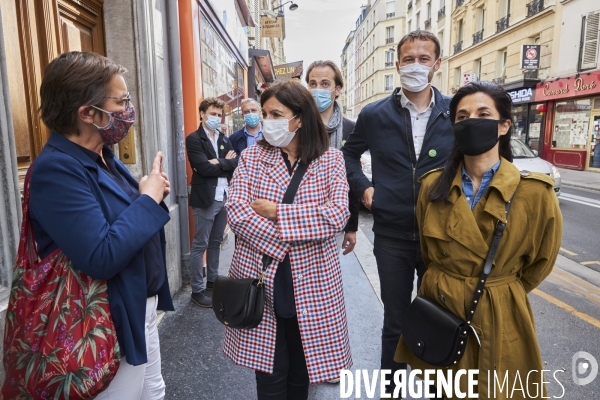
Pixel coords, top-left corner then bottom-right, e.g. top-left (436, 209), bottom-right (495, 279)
top-left (95, 296), bottom-right (166, 400)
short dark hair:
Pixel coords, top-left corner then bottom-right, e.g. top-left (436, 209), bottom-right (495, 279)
top-left (305, 60), bottom-right (344, 89)
top-left (39, 51), bottom-right (127, 136)
top-left (258, 81), bottom-right (329, 163)
top-left (199, 97), bottom-right (226, 120)
top-left (429, 81), bottom-right (514, 203)
top-left (397, 30), bottom-right (441, 60)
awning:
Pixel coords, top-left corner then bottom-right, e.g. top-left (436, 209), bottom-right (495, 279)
top-left (249, 49), bottom-right (276, 84)
top-left (217, 86), bottom-right (245, 108)
top-left (236, 0), bottom-right (255, 27)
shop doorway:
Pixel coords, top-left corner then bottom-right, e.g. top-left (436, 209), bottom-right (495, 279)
top-left (589, 112), bottom-right (600, 170)
top-left (3, 0), bottom-right (106, 189)
top-left (511, 103), bottom-right (545, 154)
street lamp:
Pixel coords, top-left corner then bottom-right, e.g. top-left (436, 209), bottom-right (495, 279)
top-left (273, 1), bottom-right (299, 12)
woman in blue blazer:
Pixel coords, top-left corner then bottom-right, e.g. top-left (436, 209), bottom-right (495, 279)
top-left (28, 52), bottom-right (174, 399)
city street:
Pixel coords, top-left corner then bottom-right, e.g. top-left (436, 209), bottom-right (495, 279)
top-left (157, 179), bottom-right (600, 399)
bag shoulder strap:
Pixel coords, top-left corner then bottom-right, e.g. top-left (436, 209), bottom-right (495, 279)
top-left (466, 192), bottom-right (515, 324)
top-left (261, 160), bottom-right (310, 271)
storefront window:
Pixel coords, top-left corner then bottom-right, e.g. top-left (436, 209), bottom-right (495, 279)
top-left (590, 115), bottom-right (600, 169)
top-left (512, 104), bottom-right (528, 142)
top-left (510, 103), bottom-right (545, 152)
top-left (201, 14), bottom-right (246, 133)
top-left (552, 99), bottom-right (592, 149)
top-left (527, 103), bottom-right (545, 152)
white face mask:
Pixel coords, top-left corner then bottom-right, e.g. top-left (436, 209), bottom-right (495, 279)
top-left (262, 115), bottom-right (298, 147)
top-left (399, 62), bottom-right (434, 92)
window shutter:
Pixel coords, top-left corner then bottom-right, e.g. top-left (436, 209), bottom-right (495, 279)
top-left (581, 11), bottom-right (600, 70)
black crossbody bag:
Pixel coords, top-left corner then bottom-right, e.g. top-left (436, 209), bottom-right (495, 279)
top-left (402, 195), bottom-right (514, 367)
top-left (212, 161), bottom-right (309, 330)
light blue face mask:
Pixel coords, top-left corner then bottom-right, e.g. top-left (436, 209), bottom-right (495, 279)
top-left (310, 88), bottom-right (335, 112)
top-left (244, 113), bottom-right (260, 128)
top-left (204, 115), bottom-right (221, 131)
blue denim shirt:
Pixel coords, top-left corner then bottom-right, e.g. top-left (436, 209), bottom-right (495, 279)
top-left (244, 124), bottom-right (262, 148)
top-left (462, 160), bottom-right (501, 209)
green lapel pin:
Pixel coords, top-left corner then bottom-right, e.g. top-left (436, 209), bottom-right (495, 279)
top-left (220, 145), bottom-right (225, 150)
top-left (428, 149), bottom-right (437, 158)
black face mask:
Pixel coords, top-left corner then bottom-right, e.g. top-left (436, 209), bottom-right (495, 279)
top-left (452, 118), bottom-right (506, 156)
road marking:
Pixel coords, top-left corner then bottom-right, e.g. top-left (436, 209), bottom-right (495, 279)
top-left (560, 193), bottom-right (600, 209)
top-left (545, 268), bottom-right (600, 308)
top-left (560, 247), bottom-right (578, 256)
top-left (532, 289), bottom-right (600, 329)
top-left (581, 261), bottom-right (600, 266)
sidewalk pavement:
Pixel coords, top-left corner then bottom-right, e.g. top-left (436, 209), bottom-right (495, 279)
top-left (558, 167), bottom-right (600, 191)
top-left (158, 234), bottom-right (384, 400)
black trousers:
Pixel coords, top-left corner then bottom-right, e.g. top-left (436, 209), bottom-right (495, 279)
top-left (373, 234), bottom-right (426, 396)
top-left (255, 315), bottom-right (309, 400)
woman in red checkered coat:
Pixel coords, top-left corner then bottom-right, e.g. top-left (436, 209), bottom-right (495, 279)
top-left (223, 81), bottom-right (353, 398)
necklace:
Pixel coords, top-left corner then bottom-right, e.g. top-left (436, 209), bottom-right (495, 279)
top-left (472, 182), bottom-right (480, 194)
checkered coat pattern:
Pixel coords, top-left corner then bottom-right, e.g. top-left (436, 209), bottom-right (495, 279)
top-left (223, 144), bottom-right (353, 383)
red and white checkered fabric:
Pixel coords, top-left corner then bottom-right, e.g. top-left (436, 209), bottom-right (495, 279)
top-left (223, 145), bottom-right (352, 383)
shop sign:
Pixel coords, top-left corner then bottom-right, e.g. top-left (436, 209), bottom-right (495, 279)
top-left (507, 87), bottom-right (536, 104)
top-left (521, 45), bottom-right (541, 70)
top-left (274, 61), bottom-right (303, 81)
top-left (534, 72), bottom-right (600, 101)
top-left (261, 16), bottom-right (284, 38)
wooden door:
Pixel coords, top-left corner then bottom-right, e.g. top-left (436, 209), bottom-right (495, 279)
top-left (2, 0), bottom-right (105, 186)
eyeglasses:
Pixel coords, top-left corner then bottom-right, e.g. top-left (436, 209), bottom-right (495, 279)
top-left (103, 94), bottom-right (131, 108)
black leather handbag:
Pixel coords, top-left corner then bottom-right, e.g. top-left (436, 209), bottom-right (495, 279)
top-left (212, 160), bottom-right (309, 330)
top-left (402, 195), bottom-right (514, 367)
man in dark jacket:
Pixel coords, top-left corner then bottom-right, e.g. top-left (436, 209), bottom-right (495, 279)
top-left (306, 60), bottom-right (359, 254)
top-left (186, 98), bottom-right (238, 307)
top-left (342, 31), bottom-right (454, 393)
top-left (229, 98), bottom-right (262, 155)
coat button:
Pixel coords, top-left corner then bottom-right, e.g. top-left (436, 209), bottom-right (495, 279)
top-left (439, 295), bottom-right (446, 303)
top-left (442, 251), bottom-right (447, 257)
top-left (302, 310), bottom-right (307, 316)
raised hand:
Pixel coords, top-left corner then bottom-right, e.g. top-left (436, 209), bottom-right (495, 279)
top-left (139, 152), bottom-right (170, 203)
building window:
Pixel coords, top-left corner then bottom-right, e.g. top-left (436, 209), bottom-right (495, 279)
top-left (496, 0), bottom-right (510, 33)
top-left (495, 49), bottom-right (507, 81)
top-left (386, 26), bottom-right (394, 44)
top-left (385, 74), bottom-right (394, 91)
top-left (408, 20), bottom-right (412, 33)
top-left (386, 1), bottom-right (396, 18)
top-left (552, 99), bottom-right (592, 149)
top-left (439, 30), bottom-right (445, 57)
top-left (386, 51), bottom-right (395, 68)
top-left (473, 59), bottom-right (482, 81)
top-left (581, 11), bottom-right (600, 70)
top-left (426, 3), bottom-right (432, 27)
top-left (453, 66), bottom-right (462, 92)
top-left (474, 6), bottom-right (485, 44)
top-left (416, 12), bottom-right (420, 29)
top-left (372, 79), bottom-right (375, 95)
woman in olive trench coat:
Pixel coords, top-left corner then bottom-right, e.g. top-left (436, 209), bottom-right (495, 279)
top-left (395, 82), bottom-right (562, 399)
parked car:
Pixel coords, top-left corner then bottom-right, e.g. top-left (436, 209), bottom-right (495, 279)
top-left (359, 140), bottom-right (561, 198)
top-left (511, 138), bottom-right (561, 197)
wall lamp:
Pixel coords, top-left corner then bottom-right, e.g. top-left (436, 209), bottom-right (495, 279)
top-left (273, 1), bottom-right (299, 12)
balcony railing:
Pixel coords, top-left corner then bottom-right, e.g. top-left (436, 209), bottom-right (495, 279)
top-left (424, 19), bottom-right (431, 29)
top-left (438, 6), bottom-right (446, 20)
top-left (527, 0), bottom-right (544, 17)
top-left (408, 1), bottom-right (413, 10)
top-left (386, 12), bottom-right (396, 18)
top-left (473, 29), bottom-right (484, 45)
top-left (385, 61), bottom-right (395, 68)
top-left (386, 37), bottom-right (394, 44)
top-left (453, 40), bottom-right (463, 55)
top-left (496, 15), bottom-right (510, 33)
top-left (456, 0), bottom-right (464, 7)
top-left (524, 70), bottom-right (539, 79)
top-left (492, 76), bottom-right (506, 84)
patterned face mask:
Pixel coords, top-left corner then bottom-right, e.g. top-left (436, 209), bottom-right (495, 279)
top-left (92, 104), bottom-right (136, 145)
